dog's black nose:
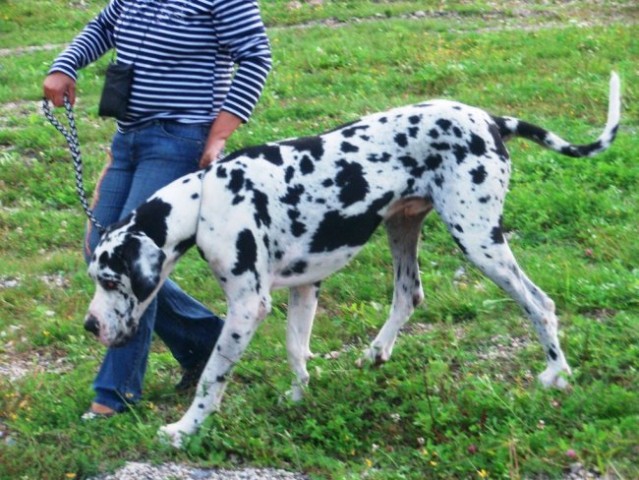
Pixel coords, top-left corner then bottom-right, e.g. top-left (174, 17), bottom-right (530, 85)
top-left (84, 315), bottom-right (100, 336)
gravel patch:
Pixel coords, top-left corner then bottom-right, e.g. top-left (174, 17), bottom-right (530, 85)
top-left (477, 334), bottom-right (532, 361)
top-left (89, 462), bottom-right (309, 480)
top-left (0, 348), bottom-right (72, 382)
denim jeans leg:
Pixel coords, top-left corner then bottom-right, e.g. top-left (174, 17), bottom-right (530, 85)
top-left (87, 122), bottom-right (222, 411)
top-left (155, 279), bottom-right (224, 370)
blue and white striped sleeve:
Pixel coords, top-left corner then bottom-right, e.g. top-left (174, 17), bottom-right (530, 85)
top-left (213, 0), bottom-right (272, 122)
top-left (48, 0), bottom-right (123, 80)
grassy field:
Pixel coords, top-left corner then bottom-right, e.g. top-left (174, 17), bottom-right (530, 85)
top-left (1, 1), bottom-right (638, 479)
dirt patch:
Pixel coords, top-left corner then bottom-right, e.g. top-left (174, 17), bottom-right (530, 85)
top-left (89, 462), bottom-right (309, 480)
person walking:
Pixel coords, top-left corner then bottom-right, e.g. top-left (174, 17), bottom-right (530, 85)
top-left (43, 0), bottom-right (272, 418)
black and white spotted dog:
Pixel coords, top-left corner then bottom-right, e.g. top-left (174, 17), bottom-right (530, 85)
top-left (85, 73), bottom-right (620, 447)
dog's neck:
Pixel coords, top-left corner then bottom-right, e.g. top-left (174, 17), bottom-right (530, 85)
top-left (128, 171), bottom-right (204, 264)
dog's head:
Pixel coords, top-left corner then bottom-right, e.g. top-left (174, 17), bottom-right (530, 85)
top-left (85, 229), bottom-right (166, 347)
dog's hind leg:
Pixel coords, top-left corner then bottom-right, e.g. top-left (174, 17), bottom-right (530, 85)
top-left (361, 209), bottom-right (428, 365)
top-left (159, 289), bottom-right (272, 447)
top-left (439, 204), bottom-right (572, 388)
top-left (286, 283), bottom-right (320, 401)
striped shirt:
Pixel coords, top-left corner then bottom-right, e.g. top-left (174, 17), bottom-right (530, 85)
top-left (49, 0), bottom-right (272, 129)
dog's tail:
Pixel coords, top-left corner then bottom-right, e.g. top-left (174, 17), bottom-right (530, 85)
top-left (493, 72), bottom-right (620, 158)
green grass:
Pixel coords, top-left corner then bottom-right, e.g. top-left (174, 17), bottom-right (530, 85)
top-left (1, 1), bottom-right (638, 479)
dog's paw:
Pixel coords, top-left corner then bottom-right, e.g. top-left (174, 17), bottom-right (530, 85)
top-left (357, 345), bottom-right (390, 368)
top-left (158, 423), bottom-right (190, 449)
top-left (538, 365), bottom-right (572, 390)
top-left (285, 385), bottom-right (305, 403)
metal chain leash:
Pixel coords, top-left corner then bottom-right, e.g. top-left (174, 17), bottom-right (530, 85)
top-left (42, 96), bottom-right (106, 235)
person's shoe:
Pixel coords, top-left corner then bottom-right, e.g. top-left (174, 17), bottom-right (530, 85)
top-left (175, 361), bottom-right (207, 392)
top-left (81, 402), bottom-right (117, 420)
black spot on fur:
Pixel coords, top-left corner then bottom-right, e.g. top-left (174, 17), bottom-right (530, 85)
top-left (231, 230), bottom-right (259, 286)
top-left (436, 118), bottom-right (452, 132)
top-left (394, 133), bottom-right (408, 147)
top-left (223, 144), bottom-right (284, 166)
top-left (300, 156), bottom-right (314, 175)
top-left (401, 178), bottom-right (416, 196)
top-left (335, 160), bottom-right (369, 207)
top-left (408, 127), bottom-right (419, 138)
top-left (341, 124), bottom-right (370, 138)
top-left (216, 166), bottom-right (227, 178)
top-left (285, 166), bottom-right (295, 183)
top-left (174, 235), bottom-right (195, 256)
top-left (281, 260), bottom-right (308, 277)
top-left (252, 189), bottom-right (271, 228)
top-left (280, 136), bottom-right (324, 161)
top-left (453, 144), bottom-right (468, 164)
top-left (479, 195), bottom-right (491, 203)
top-left (228, 169), bottom-right (245, 194)
top-left (288, 209), bottom-right (307, 237)
top-left (281, 184), bottom-right (305, 206)
top-left (98, 251), bottom-right (111, 269)
top-left (491, 217), bottom-right (505, 244)
top-left (400, 155), bottom-right (426, 178)
top-left (470, 165), bottom-right (488, 184)
top-left (130, 198), bottom-right (172, 247)
top-left (452, 235), bottom-right (468, 255)
top-left (409, 115), bottom-right (421, 125)
top-left (488, 123), bottom-right (509, 161)
top-left (341, 142), bottom-right (359, 153)
top-left (252, 145), bottom-right (283, 165)
top-left (431, 142), bottom-right (451, 151)
top-left (428, 129), bottom-right (439, 139)
top-left (468, 133), bottom-right (487, 156)
top-left (191, 193), bottom-right (199, 200)
top-left (514, 120), bottom-right (548, 144)
top-left (310, 192), bottom-right (394, 252)
top-left (367, 152), bottom-right (392, 163)
top-left (425, 154), bottom-right (443, 170)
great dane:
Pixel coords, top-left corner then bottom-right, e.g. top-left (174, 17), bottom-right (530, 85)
top-left (84, 73), bottom-right (620, 446)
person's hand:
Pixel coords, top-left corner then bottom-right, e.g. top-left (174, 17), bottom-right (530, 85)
top-left (199, 137), bottom-right (226, 169)
top-left (199, 111), bottom-right (243, 169)
top-left (43, 72), bottom-right (76, 107)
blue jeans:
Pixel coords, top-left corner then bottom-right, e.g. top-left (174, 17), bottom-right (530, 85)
top-left (85, 121), bottom-right (224, 412)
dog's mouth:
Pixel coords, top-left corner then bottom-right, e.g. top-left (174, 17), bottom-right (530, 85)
top-left (84, 313), bottom-right (136, 348)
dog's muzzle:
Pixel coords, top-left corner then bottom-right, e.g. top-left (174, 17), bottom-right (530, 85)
top-left (84, 314), bottom-right (100, 337)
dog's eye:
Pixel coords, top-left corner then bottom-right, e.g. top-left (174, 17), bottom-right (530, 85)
top-left (101, 280), bottom-right (118, 291)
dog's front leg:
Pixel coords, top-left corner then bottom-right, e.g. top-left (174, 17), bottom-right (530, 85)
top-left (158, 292), bottom-right (271, 448)
top-left (286, 283), bottom-right (320, 401)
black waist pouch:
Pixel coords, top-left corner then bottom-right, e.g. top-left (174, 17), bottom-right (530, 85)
top-left (98, 62), bottom-right (134, 120)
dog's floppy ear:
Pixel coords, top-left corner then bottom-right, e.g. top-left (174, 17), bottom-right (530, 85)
top-left (122, 233), bottom-right (167, 303)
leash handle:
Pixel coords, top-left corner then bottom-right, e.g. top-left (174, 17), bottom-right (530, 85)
top-left (42, 96), bottom-right (106, 235)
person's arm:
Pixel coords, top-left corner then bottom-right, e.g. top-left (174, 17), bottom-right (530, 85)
top-left (44, 0), bottom-right (123, 106)
top-left (201, 0), bottom-right (273, 167)
top-left (200, 111), bottom-right (243, 168)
